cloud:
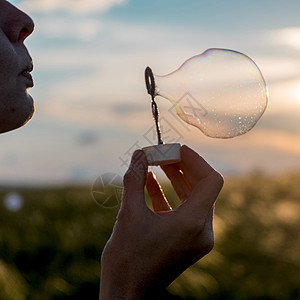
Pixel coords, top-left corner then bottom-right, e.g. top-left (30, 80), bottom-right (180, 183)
top-left (269, 27), bottom-right (300, 50)
top-left (29, 19), bottom-right (300, 135)
top-left (243, 129), bottom-right (300, 156)
top-left (35, 16), bottom-right (103, 41)
top-left (28, 20), bottom-right (203, 128)
top-left (255, 55), bottom-right (300, 84)
top-left (20, 0), bottom-right (127, 14)
top-left (178, 126), bottom-right (300, 175)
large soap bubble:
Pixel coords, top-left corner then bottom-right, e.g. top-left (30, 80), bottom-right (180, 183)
top-left (145, 48), bottom-right (268, 138)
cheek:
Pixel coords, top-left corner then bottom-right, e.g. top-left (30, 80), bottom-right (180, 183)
top-left (0, 34), bottom-right (17, 92)
top-left (0, 33), bottom-right (15, 66)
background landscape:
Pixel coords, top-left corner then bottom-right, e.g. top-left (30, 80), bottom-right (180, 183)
top-left (1, 173), bottom-right (300, 299)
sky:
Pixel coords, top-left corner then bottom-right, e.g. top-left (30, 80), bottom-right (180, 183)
top-left (1, 0), bottom-right (300, 185)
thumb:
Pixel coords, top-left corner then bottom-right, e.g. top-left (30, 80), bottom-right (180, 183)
top-left (121, 150), bottom-right (148, 210)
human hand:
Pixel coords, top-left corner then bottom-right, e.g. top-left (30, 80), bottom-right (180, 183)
top-left (99, 145), bottom-right (224, 299)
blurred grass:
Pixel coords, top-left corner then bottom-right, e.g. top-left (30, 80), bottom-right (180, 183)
top-left (0, 172), bottom-right (300, 299)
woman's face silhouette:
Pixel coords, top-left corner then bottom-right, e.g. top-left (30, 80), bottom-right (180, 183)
top-left (0, 0), bottom-right (34, 133)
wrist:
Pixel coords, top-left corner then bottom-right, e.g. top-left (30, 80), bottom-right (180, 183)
top-left (100, 274), bottom-right (144, 300)
top-left (99, 260), bottom-right (145, 300)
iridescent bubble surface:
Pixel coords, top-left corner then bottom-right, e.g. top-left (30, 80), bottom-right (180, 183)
top-left (152, 48), bottom-right (268, 138)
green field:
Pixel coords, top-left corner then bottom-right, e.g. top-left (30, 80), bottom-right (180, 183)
top-left (1, 172), bottom-right (300, 299)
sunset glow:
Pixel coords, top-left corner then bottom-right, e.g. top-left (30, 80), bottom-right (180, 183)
top-left (1, 0), bottom-right (300, 184)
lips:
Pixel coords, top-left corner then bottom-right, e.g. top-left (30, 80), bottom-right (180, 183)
top-left (19, 63), bottom-right (34, 87)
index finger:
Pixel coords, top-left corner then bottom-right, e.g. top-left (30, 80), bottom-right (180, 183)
top-left (176, 145), bottom-right (217, 187)
top-left (175, 145), bottom-right (224, 215)
top-left (178, 172), bottom-right (223, 218)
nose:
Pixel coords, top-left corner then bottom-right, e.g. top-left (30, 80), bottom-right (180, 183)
top-left (2, 3), bottom-right (34, 43)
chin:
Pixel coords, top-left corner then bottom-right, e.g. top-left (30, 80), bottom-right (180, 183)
top-left (19, 100), bottom-right (35, 127)
top-left (0, 94), bottom-right (35, 134)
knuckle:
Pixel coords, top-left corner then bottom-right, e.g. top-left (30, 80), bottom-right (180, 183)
top-left (123, 170), bottom-right (133, 185)
top-left (194, 232), bottom-right (215, 257)
top-left (123, 168), bottom-right (139, 186)
top-left (123, 163), bottom-right (147, 187)
top-left (182, 215), bottom-right (206, 236)
top-left (203, 234), bottom-right (214, 253)
top-left (210, 170), bottom-right (224, 189)
top-left (181, 219), bottom-right (215, 255)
